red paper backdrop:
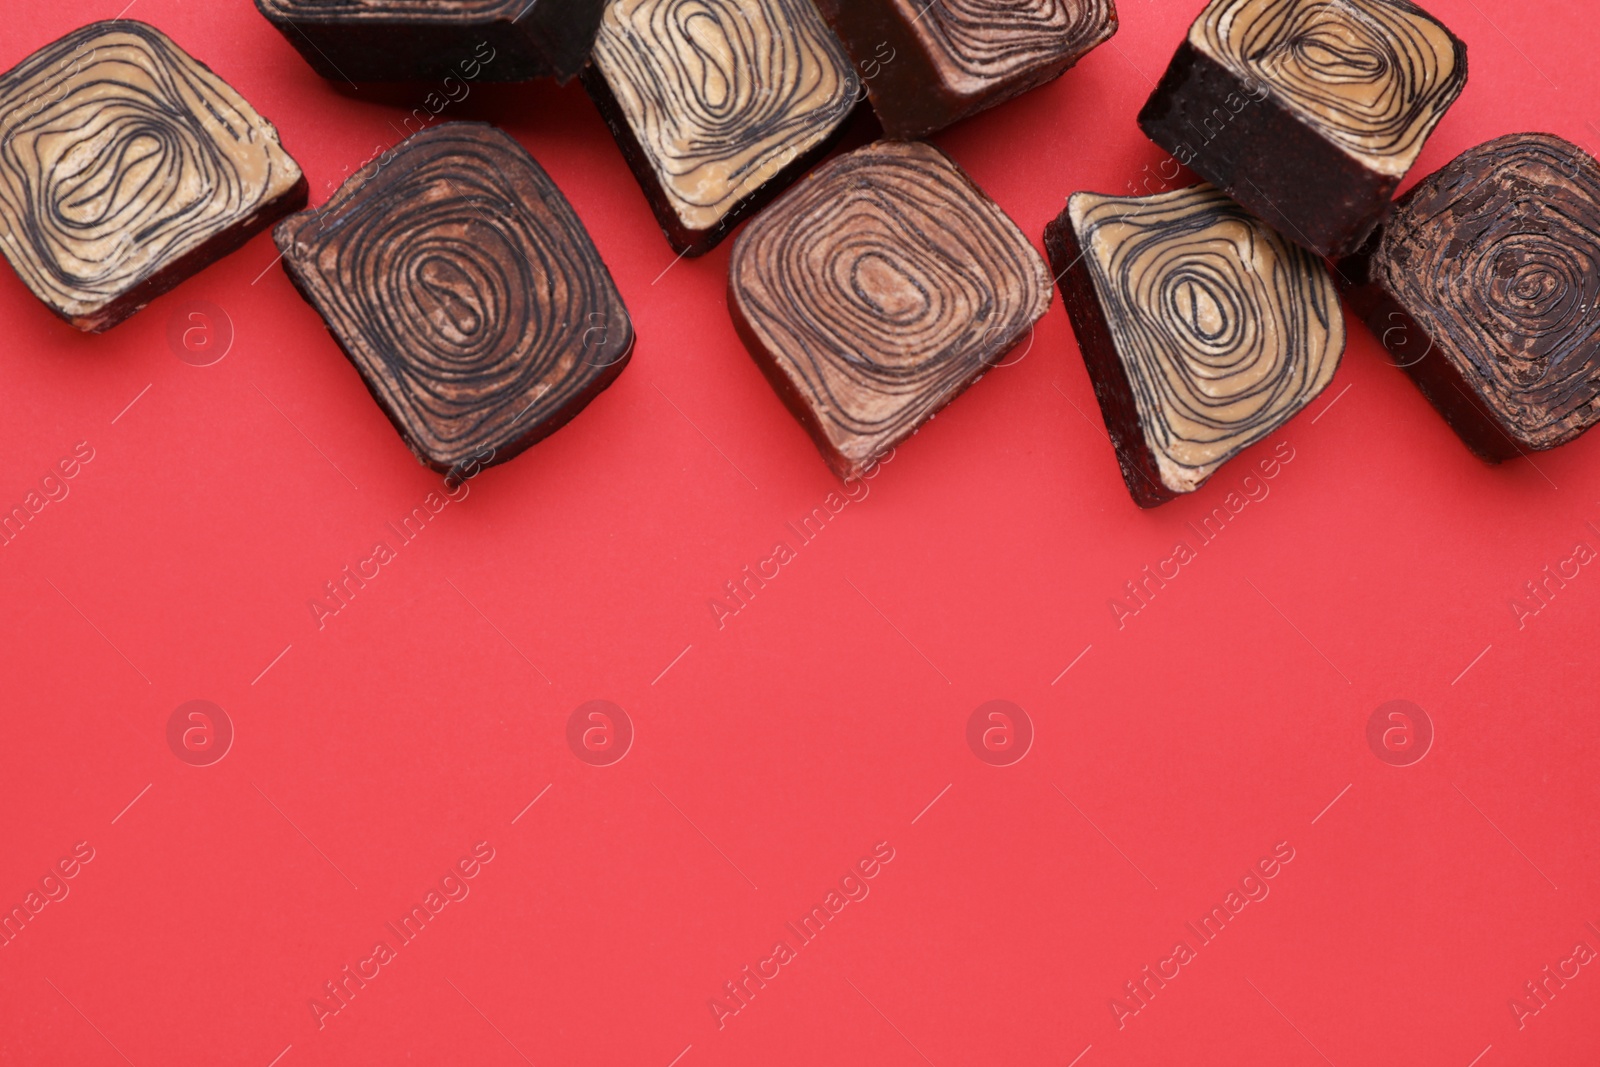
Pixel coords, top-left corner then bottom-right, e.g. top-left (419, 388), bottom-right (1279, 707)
top-left (2, 1), bottom-right (1598, 1065)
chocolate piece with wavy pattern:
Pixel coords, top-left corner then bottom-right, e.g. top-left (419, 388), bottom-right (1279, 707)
top-left (730, 141), bottom-right (1050, 480)
top-left (1047, 184), bottom-right (1344, 507)
top-left (0, 21), bottom-right (305, 332)
top-left (1139, 0), bottom-right (1466, 258)
top-left (1339, 134), bottom-right (1600, 461)
top-left (814, 0), bottom-right (1118, 140)
top-left (255, 0), bottom-right (606, 84)
top-left (274, 123), bottom-right (633, 476)
top-left (583, 0), bottom-right (859, 256)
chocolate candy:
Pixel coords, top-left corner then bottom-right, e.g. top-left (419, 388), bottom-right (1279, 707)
top-left (1138, 0), bottom-right (1466, 258)
top-left (274, 122), bottom-right (633, 476)
top-left (583, 0), bottom-right (859, 256)
top-left (813, 0), bottom-right (1117, 140)
top-left (730, 140), bottom-right (1051, 479)
top-left (1046, 184), bottom-right (1344, 507)
top-left (0, 21), bottom-right (305, 332)
top-left (255, 0), bottom-right (606, 84)
top-left (1339, 133), bottom-right (1600, 461)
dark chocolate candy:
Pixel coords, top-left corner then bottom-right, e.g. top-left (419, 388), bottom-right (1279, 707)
top-left (582, 0), bottom-right (859, 257)
top-left (254, 0), bottom-right (606, 84)
top-left (1046, 183), bottom-right (1344, 507)
top-left (1338, 133), bottom-right (1600, 461)
top-left (729, 140), bottom-right (1051, 480)
top-left (274, 122), bottom-right (633, 476)
top-left (1138, 0), bottom-right (1466, 258)
top-left (812, 0), bottom-right (1117, 140)
top-left (0, 21), bottom-right (305, 332)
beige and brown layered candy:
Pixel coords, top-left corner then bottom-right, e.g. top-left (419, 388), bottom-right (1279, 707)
top-left (731, 141), bottom-right (1051, 480)
top-left (1047, 184), bottom-right (1344, 507)
top-left (583, 0), bottom-right (860, 256)
top-left (0, 21), bottom-right (305, 331)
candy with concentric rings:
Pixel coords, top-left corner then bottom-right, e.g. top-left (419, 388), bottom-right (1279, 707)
top-left (0, 21), bottom-right (306, 332)
top-left (1046, 183), bottom-right (1344, 507)
top-left (1339, 133), bottom-right (1600, 460)
top-left (729, 140), bottom-right (1051, 480)
top-left (583, 0), bottom-right (860, 256)
top-left (274, 122), bottom-right (633, 477)
top-left (1139, 0), bottom-right (1467, 257)
top-left (255, 0), bottom-right (608, 84)
top-left (813, 0), bottom-right (1118, 140)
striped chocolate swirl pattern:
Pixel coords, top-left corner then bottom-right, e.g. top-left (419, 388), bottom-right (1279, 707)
top-left (0, 21), bottom-right (302, 325)
top-left (1194, 0), bottom-right (1465, 175)
top-left (257, 0), bottom-right (518, 17)
top-left (1071, 184), bottom-right (1342, 487)
top-left (731, 141), bottom-right (1051, 472)
top-left (590, 0), bottom-right (858, 232)
top-left (275, 123), bottom-right (632, 473)
top-left (907, 0), bottom-right (1119, 86)
top-left (1379, 134), bottom-right (1600, 439)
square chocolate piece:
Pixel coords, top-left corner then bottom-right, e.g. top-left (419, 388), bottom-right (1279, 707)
top-left (813, 0), bottom-right (1118, 140)
top-left (255, 0), bottom-right (607, 84)
top-left (274, 122), bottom-right (633, 476)
top-left (1046, 184), bottom-right (1344, 507)
top-left (1339, 133), bottom-right (1600, 461)
top-left (583, 0), bottom-right (860, 256)
top-left (1138, 0), bottom-right (1467, 258)
top-left (729, 140), bottom-right (1051, 480)
top-left (0, 21), bottom-right (305, 332)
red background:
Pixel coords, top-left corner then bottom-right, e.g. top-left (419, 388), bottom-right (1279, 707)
top-left (2, 1), bottom-right (1598, 1064)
